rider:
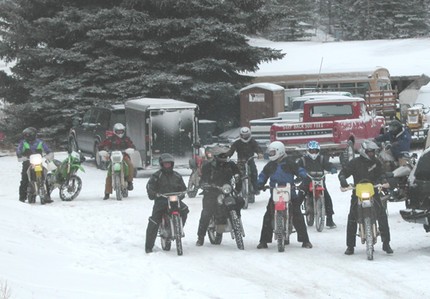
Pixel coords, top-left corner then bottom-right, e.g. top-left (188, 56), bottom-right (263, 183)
top-left (256, 141), bottom-right (313, 249)
top-left (226, 127), bottom-right (264, 196)
top-left (98, 123), bottom-right (135, 200)
top-left (375, 119), bottom-right (411, 166)
top-left (145, 153), bottom-right (189, 253)
top-left (338, 140), bottom-right (393, 255)
top-left (16, 127), bottom-right (53, 203)
top-left (297, 140), bottom-right (338, 228)
top-left (196, 145), bottom-right (243, 246)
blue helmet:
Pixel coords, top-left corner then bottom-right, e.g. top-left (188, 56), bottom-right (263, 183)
top-left (307, 140), bottom-right (320, 160)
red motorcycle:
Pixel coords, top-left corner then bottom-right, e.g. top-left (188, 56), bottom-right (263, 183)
top-left (303, 171), bottom-right (326, 232)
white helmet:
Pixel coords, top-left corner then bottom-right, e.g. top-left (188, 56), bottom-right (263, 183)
top-left (359, 140), bottom-right (379, 161)
top-left (239, 127), bottom-right (252, 143)
top-left (113, 123), bottom-right (126, 138)
top-left (267, 141), bottom-right (286, 161)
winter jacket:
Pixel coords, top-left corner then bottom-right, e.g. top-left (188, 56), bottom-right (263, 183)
top-left (146, 168), bottom-right (187, 200)
top-left (375, 128), bottom-right (411, 160)
top-left (200, 160), bottom-right (242, 193)
top-left (257, 156), bottom-right (307, 199)
top-left (98, 135), bottom-right (135, 152)
top-left (338, 156), bottom-right (384, 187)
top-left (16, 138), bottom-right (51, 158)
top-left (227, 138), bottom-right (263, 160)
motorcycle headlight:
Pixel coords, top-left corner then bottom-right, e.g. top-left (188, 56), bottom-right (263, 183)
top-left (169, 195), bottom-right (178, 202)
top-left (29, 154), bottom-right (43, 165)
top-left (221, 184), bottom-right (232, 194)
top-left (359, 192), bottom-right (371, 199)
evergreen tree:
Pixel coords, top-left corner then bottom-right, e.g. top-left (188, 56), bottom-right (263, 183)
top-left (0, 0), bottom-right (284, 142)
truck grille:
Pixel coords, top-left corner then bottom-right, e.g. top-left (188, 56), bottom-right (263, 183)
top-left (277, 129), bottom-right (333, 138)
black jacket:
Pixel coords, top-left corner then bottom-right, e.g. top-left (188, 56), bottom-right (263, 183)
top-left (200, 160), bottom-right (242, 192)
top-left (227, 138), bottom-right (263, 160)
top-left (146, 168), bottom-right (187, 200)
top-left (338, 156), bottom-right (384, 187)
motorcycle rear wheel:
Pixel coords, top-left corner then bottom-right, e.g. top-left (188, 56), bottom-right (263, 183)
top-left (59, 175), bottom-right (82, 201)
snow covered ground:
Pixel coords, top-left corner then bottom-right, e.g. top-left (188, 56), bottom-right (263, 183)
top-left (1, 152), bottom-right (430, 299)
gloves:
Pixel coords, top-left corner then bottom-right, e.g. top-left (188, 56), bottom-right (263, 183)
top-left (331, 167), bottom-right (337, 174)
top-left (339, 176), bottom-right (349, 188)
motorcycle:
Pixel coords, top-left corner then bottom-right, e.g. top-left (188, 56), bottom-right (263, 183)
top-left (99, 148), bottom-right (134, 201)
top-left (303, 171), bottom-right (326, 232)
top-left (204, 183), bottom-right (245, 250)
top-left (380, 152), bottom-right (418, 212)
top-left (23, 153), bottom-right (50, 204)
top-left (262, 184), bottom-right (294, 252)
top-left (342, 181), bottom-right (383, 261)
top-left (157, 192), bottom-right (186, 256)
top-left (400, 147), bottom-right (430, 233)
top-left (46, 150), bottom-right (85, 201)
top-left (237, 156), bottom-right (256, 209)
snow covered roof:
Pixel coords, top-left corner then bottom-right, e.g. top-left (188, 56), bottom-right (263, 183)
top-left (239, 82), bottom-right (284, 92)
top-left (247, 37), bottom-right (430, 78)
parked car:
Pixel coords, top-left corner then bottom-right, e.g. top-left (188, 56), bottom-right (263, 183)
top-left (68, 104), bottom-right (125, 169)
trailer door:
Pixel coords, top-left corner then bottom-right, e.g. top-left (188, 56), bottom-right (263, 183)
top-left (149, 108), bottom-right (195, 166)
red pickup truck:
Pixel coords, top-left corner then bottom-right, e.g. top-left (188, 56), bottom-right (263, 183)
top-left (270, 96), bottom-right (385, 165)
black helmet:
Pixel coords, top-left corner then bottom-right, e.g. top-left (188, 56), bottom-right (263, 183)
top-left (23, 127), bottom-right (37, 142)
top-left (159, 153), bottom-right (174, 171)
top-left (388, 120), bottom-right (403, 136)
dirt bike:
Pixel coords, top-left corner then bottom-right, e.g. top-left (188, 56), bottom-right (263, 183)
top-left (378, 152), bottom-right (417, 213)
top-left (263, 184), bottom-right (293, 252)
top-left (21, 153), bottom-right (51, 204)
top-left (157, 192), bottom-right (186, 256)
top-left (46, 150), bottom-right (85, 201)
top-left (99, 148), bottom-right (133, 201)
top-left (203, 183), bottom-right (245, 250)
top-left (303, 171), bottom-right (326, 232)
top-left (342, 181), bottom-right (383, 261)
top-left (237, 156), bottom-right (256, 209)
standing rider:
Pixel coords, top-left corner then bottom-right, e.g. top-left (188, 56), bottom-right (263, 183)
top-left (98, 123), bottom-right (135, 200)
top-left (145, 153), bottom-right (189, 253)
top-left (256, 141), bottom-right (313, 249)
top-left (196, 145), bottom-right (243, 246)
top-left (226, 127), bottom-right (264, 196)
top-left (297, 140), bottom-right (338, 228)
top-left (338, 140), bottom-right (393, 255)
top-left (16, 127), bottom-right (53, 203)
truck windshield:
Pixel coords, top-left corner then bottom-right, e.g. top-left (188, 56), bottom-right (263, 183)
top-left (310, 104), bottom-right (353, 117)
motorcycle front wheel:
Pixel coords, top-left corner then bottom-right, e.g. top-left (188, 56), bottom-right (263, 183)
top-left (113, 173), bottom-right (122, 201)
top-left (275, 211), bottom-right (286, 252)
top-left (315, 195), bottom-right (325, 232)
top-left (207, 217), bottom-right (223, 245)
top-left (173, 214), bottom-right (183, 256)
top-left (229, 210), bottom-right (244, 250)
top-left (305, 195), bottom-right (314, 226)
top-left (59, 175), bottom-right (82, 201)
top-left (160, 217), bottom-right (172, 251)
top-left (364, 217), bottom-right (374, 260)
top-left (187, 172), bottom-right (199, 198)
